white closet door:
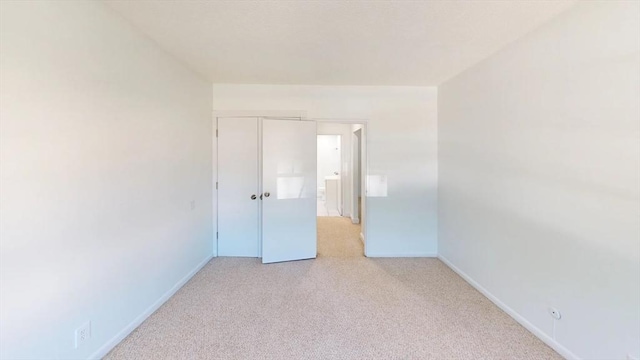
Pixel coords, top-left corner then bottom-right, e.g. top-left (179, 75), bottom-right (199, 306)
top-left (261, 119), bottom-right (317, 264)
top-left (217, 117), bottom-right (259, 257)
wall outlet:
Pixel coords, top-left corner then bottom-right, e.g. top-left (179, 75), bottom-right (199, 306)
top-left (190, 200), bottom-right (195, 210)
top-left (75, 321), bottom-right (91, 349)
top-left (548, 307), bottom-right (561, 320)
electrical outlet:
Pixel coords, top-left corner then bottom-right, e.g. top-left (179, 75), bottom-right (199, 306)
top-left (75, 321), bottom-right (91, 349)
top-left (190, 200), bottom-right (195, 210)
top-left (548, 307), bottom-right (561, 320)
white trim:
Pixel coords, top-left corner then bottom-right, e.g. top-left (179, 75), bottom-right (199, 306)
top-left (213, 110), bottom-right (307, 119)
top-left (212, 117), bottom-right (218, 257)
top-left (366, 252), bottom-right (438, 258)
top-left (89, 254), bottom-right (213, 360)
top-left (438, 254), bottom-right (580, 360)
top-left (311, 117), bottom-right (369, 124)
top-left (257, 118), bottom-right (263, 258)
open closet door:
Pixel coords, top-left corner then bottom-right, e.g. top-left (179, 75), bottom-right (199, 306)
top-left (261, 119), bottom-right (317, 264)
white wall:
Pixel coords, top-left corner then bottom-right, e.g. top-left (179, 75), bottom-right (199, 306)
top-left (0, 1), bottom-right (213, 359)
top-left (317, 123), bottom-right (354, 216)
top-left (438, 2), bottom-right (639, 359)
top-left (316, 135), bottom-right (341, 190)
top-left (212, 85), bottom-right (438, 257)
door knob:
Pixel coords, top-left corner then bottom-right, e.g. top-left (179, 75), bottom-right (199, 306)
top-left (251, 194), bottom-right (257, 200)
top-left (264, 192), bottom-right (270, 198)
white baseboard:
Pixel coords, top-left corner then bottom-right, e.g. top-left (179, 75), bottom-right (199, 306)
top-left (89, 254), bottom-right (214, 359)
top-left (437, 255), bottom-right (579, 360)
top-left (366, 252), bottom-right (438, 258)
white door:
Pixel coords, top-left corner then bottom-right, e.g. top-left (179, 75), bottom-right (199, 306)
top-left (261, 119), bottom-right (317, 263)
top-left (217, 117), bottom-right (260, 257)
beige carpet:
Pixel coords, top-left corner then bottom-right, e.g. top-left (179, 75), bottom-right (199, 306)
top-left (317, 217), bottom-right (363, 258)
top-left (105, 228), bottom-right (561, 360)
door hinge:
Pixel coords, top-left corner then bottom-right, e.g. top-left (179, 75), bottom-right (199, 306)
top-left (216, 182), bottom-right (218, 190)
top-left (216, 129), bottom-right (218, 137)
top-left (216, 232), bottom-right (219, 239)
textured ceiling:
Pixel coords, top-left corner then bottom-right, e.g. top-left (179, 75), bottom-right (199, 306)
top-left (105, 0), bottom-right (577, 86)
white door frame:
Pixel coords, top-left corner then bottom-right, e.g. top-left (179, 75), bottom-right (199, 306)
top-left (212, 112), bottom-right (370, 257)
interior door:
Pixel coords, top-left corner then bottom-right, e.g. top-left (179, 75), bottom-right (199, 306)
top-left (261, 119), bottom-right (317, 263)
top-left (217, 117), bottom-right (259, 257)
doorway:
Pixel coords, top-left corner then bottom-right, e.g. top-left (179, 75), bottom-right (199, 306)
top-left (315, 121), bottom-right (366, 257)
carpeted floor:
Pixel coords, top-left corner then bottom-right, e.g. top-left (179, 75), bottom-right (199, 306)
top-left (105, 218), bottom-right (561, 360)
top-left (317, 216), bottom-right (363, 258)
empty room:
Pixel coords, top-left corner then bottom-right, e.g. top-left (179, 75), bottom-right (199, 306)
top-left (0, 1), bottom-right (638, 359)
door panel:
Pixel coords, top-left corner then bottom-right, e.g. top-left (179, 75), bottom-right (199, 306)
top-left (262, 119), bottom-right (317, 263)
top-left (217, 117), bottom-right (259, 257)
